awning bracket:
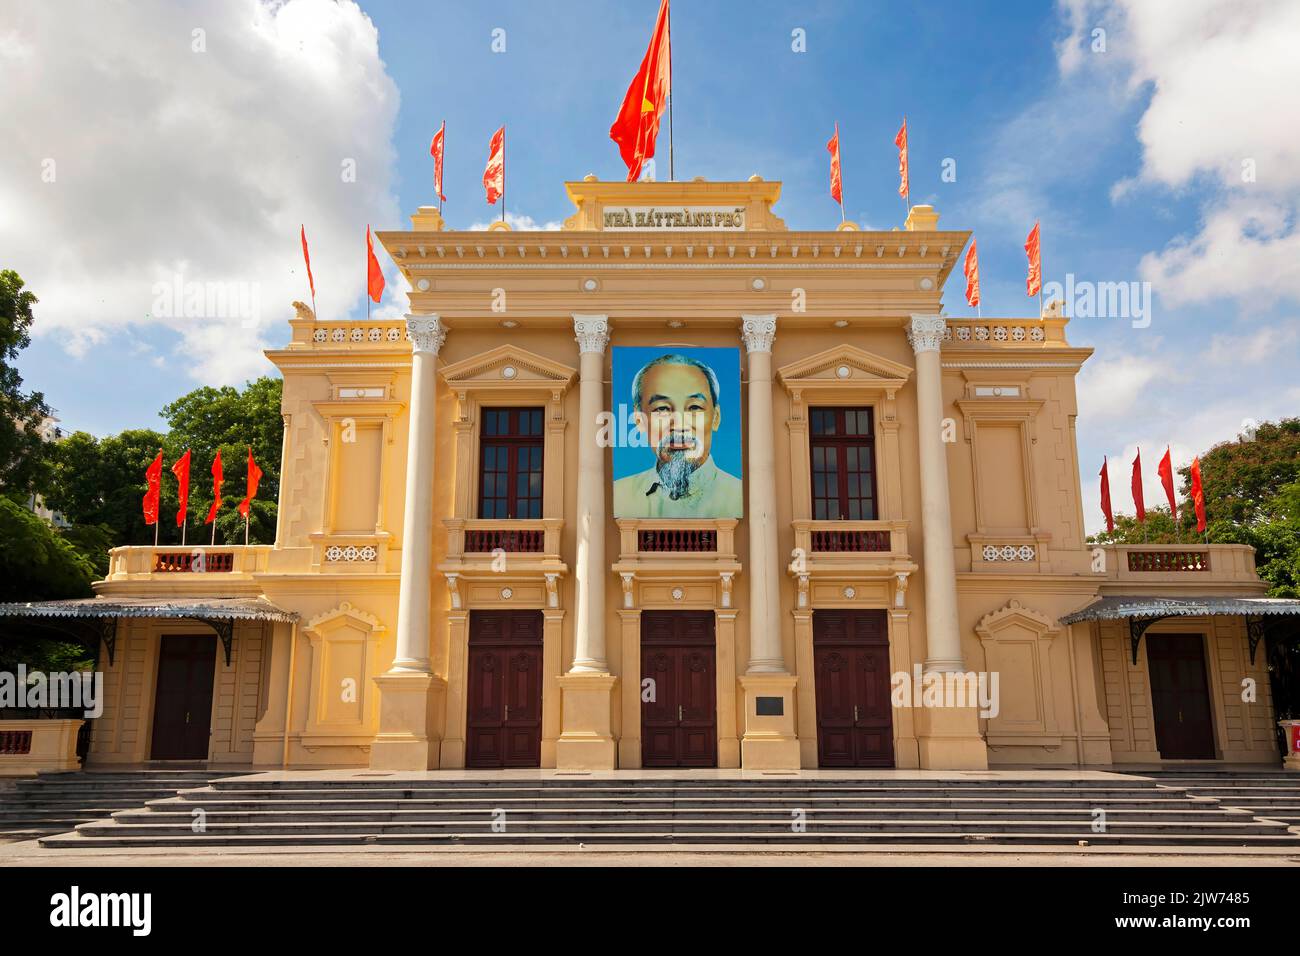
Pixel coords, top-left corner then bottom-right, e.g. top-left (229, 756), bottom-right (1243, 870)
top-left (1128, 615), bottom-right (1170, 665)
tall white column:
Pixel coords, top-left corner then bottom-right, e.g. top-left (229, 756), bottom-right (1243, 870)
top-left (390, 314), bottom-right (446, 673)
top-left (908, 314), bottom-right (965, 673)
top-left (570, 314), bottom-right (609, 673)
top-left (741, 314), bottom-right (785, 673)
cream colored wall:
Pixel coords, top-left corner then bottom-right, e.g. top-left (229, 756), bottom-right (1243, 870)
top-left (88, 620), bottom-right (266, 766)
top-left (1098, 617), bottom-right (1277, 764)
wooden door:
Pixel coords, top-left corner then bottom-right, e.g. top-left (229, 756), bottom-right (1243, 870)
top-left (813, 610), bottom-right (894, 767)
top-left (150, 635), bottom-right (217, 761)
top-left (466, 610), bottom-right (543, 768)
top-left (1147, 633), bottom-right (1216, 759)
top-left (641, 611), bottom-right (717, 767)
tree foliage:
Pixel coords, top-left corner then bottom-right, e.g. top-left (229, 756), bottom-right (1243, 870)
top-left (0, 269), bottom-right (53, 496)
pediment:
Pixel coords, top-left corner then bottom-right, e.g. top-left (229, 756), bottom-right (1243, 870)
top-left (777, 345), bottom-right (913, 394)
top-left (439, 345), bottom-right (577, 393)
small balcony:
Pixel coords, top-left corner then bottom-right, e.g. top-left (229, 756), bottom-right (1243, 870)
top-left (1097, 544), bottom-right (1260, 585)
top-left (792, 520), bottom-right (908, 562)
top-left (103, 545), bottom-right (273, 580)
top-left (439, 518), bottom-right (567, 588)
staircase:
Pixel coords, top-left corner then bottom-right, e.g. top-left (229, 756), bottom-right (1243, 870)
top-left (0, 770), bottom-right (234, 841)
top-left (1141, 770), bottom-right (1300, 829)
top-left (36, 773), bottom-right (1300, 849)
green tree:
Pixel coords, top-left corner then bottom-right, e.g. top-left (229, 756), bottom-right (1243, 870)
top-left (0, 270), bottom-right (53, 496)
top-left (0, 497), bottom-right (94, 601)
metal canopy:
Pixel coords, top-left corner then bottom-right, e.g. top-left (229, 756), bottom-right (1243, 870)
top-left (1060, 595), bottom-right (1300, 665)
top-left (0, 597), bottom-right (298, 667)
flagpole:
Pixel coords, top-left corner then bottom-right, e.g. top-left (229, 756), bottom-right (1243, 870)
top-left (668, 0), bottom-right (674, 181)
top-left (211, 519), bottom-right (217, 546)
top-left (502, 126), bottom-right (507, 224)
top-left (903, 115), bottom-right (911, 214)
top-left (439, 123), bottom-right (444, 215)
top-left (245, 514), bottom-right (250, 547)
top-left (366, 228), bottom-right (371, 321)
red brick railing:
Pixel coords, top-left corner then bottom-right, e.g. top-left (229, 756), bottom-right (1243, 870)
top-left (810, 529), bottom-right (892, 553)
top-left (1127, 550), bottom-right (1210, 572)
top-left (638, 528), bottom-right (718, 553)
top-left (0, 730), bottom-right (33, 755)
top-left (152, 551), bottom-right (235, 573)
top-left (464, 528), bottom-right (545, 553)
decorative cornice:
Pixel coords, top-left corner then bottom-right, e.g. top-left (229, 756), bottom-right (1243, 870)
top-left (572, 313), bottom-right (609, 354)
top-left (907, 314), bottom-right (946, 354)
top-left (740, 313), bottom-right (777, 353)
top-left (406, 314), bottom-right (446, 355)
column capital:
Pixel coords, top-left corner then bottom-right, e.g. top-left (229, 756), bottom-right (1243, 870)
top-left (406, 314), bottom-right (446, 355)
top-left (572, 313), bottom-right (610, 354)
top-left (740, 313), bottom-right (777, 354)
top-left (907, 314), bottom-right (947, 354)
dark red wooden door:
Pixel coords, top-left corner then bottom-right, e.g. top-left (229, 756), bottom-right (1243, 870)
top-left (466, 610), bottom-right (543, 768)
top-left (813, 610), bottom-right (894, 767)
top-left (150, 635), bottom-right (217, 761)
top-left (1147, 633), bottom-right (1216, 759)
top-left (641, 611), bottom-right (717, 767)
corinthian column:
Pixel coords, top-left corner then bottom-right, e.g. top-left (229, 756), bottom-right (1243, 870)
top-left (371, 314), bottom-right (447, 770)
top-left (556, 314), bottom-right (618, 770)
top-left (907, 314), bottom-right (964, 673)
top-left (570, 314), bottom-right (610, 673)
top-left (741, 314), bottom-right (784, 673)
top-left (737, 313), bottom-right (799, 770)
top-left (390, 314), bottom-right (446, 672)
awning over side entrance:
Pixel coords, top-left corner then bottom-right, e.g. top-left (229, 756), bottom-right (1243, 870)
top-left (0, 597), bottom-right (299, 666)
top-left (1061, 595), bottom-right (1300, 665)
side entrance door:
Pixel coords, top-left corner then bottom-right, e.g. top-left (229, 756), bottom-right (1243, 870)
top-left (641, 610), bottom-right (717, 768)
top-left (466, 609), bottom-right (544, 768)
top-left (1147, 633), bottom-right (1217, 759)
top-left (150, 634), bottom-right (217, 761)
top-left (813, 609), bottom-right (894, 767)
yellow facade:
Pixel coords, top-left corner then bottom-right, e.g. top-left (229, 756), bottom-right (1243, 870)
top-left (86, 177), bottom-right (1282, 772)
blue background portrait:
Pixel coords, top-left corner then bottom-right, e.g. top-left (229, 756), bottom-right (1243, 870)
top-left (611, 346), bottom-right (744, 483)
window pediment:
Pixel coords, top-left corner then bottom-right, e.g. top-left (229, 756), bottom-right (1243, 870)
top-left (439, 345), bottom-right (576, 397)
top-left (777, 344), bottom-right (913, 397)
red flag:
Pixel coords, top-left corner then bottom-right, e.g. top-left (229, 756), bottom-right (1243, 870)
top-left (963, 238), bottom-right (980, 308)
top-left (300, 225), bottom-right (315, 304)
top-left (610, 0), bottom-right (671, 183)
top-left (1025, 221), bottom-right (1042, 297)
top-left (483, 125), bottom-right (505, 204)
top-left (826, 123), bottom-right (843, 205)
top-left (142, 451), bottom-right (163, 526)
top-left (205, 449), bottom-right (223, 525)
top-left (171, 448), bottom-right (191, 528)
top-left (1190, 456), bottom-right (1207, 533)
top-left (1099, 457), bottom-right (1114, 533)
top-left (1131, 448), bottom-right (1146, 522)
top-left (366, 226), bottom-right (385, 304)
top-left (894, 118), bottom-right (909, 201)
top-left (239, 447), bottom-right (262, 519)
top-left (1157, 446), bottom-right (1177, 520)
top-left (430, 121), bottom-right (447, 203)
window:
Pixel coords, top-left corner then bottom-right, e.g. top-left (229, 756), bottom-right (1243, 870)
top-left (478, 407), bottom-right (544, 519)
top-left (809, 407), bottom-right (878, 520)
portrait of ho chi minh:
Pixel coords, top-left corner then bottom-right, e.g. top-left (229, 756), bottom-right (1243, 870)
top-left (612, 350), bottom-right (744, 519)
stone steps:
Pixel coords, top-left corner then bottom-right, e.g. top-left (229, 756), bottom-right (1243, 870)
top-left (33, 772), bottom-right (1300, 849)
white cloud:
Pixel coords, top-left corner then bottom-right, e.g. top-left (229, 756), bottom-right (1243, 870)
top-left (1076, 351), bottom-right (1175, 421)
top-left (1057, 0), bottom-right (1300, 307)
top-left (468, 212), bottom-right (564, 232)
top-left (0, 0), bottom-right (404, 386)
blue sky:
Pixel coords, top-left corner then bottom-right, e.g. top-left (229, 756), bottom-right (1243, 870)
top-left (8, 0), bottom-right (1298, 532)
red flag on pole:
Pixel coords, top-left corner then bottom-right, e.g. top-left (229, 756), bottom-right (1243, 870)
top-left (894, 118), bottom-right (909, 202)
top-left (1157, 446), bottom-right (1177, 520)
top-left (366, 226), bottom-right (385, 304)
top-left (205, 449), bottom-right (223, 525)
top-left (827, 122), bottom-right (843, 206)
top-left (483, 125), bottom-right (505, 204)
top-left (430, 121), bottom-right (447, 204)
top-left (610, 0), bottom-right (671, 183)
top-left (300, 225), bottom-right (315, 308)
top-left (1190, 457), bottom-right (1207, 533)
top-left (963, 239), bottom-right (981, 308)
top-left (171, 448), bottom-right (191, 528)
top-left (1131, 447), bottom-right (1146, 522)
top-left (142, 451), bottom-right (163, 526)
top-left (1025, 222), bottom-right (1042, 297)
top-left (238, 447), bottom-right (262, 519)
top-left (1099, 457), bottom-right (1114, 533)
